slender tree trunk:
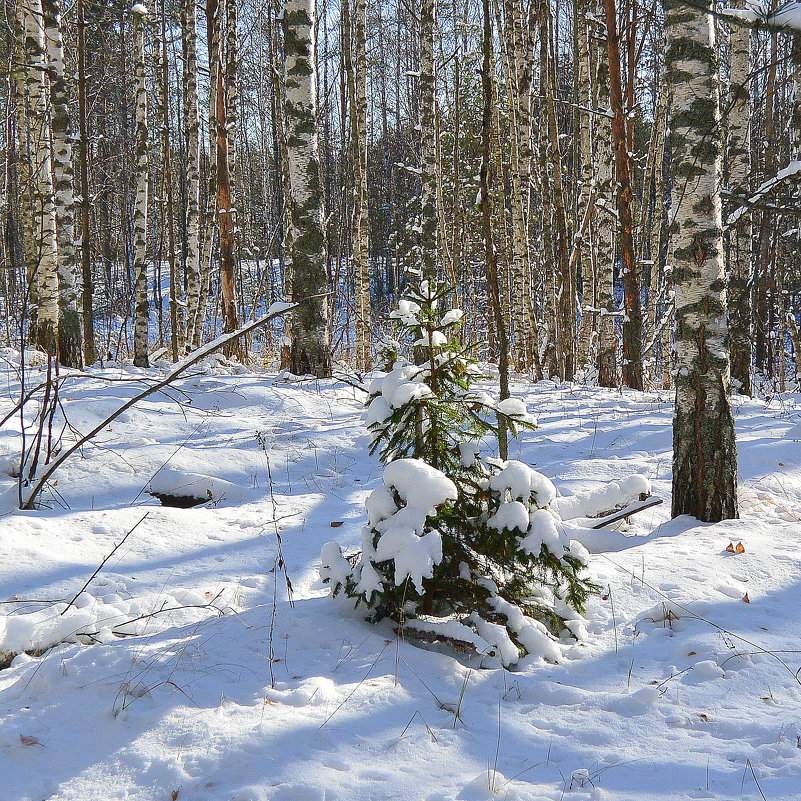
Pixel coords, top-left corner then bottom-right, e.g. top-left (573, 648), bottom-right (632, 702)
top-left (792, 34), bottom-right (801, 159)
top-left (665, 0), bottom-right (738, 522)
top-left (132, 4), bottom-right (150, 367)
top-left (219, 0), bottom-right (240, 351)
top-left (501, 0), bottom-right (534, 372)
top-left (17, 0), bottom-right (59, 357)
top-left (76, 0), bottom-right (95, 364)
top-left (43, 0), bottom-right (82, 368)
top-left (603, 0), bottom-right (642, 390)
top-left (574, 0), bottom-right (595, 373)
top-left (216, 61), bottom-right (240, 347)
top-left (157, 3), bottom-right (182, 360)
top-left (182, 0), bottom-right (202, 350)
top-left (726, 10), bottom-right (752, 395)
top-left (419, 0), bottom-right (437, 278)
top-left (542, 10), bottom-right (574, 381)
top-left (595, 7), bottom-right (617, 388)
top-left (343, 0), bottom-right (371, 369)
top-left (283, 0), bottom-right (330, 376)
top-left (646, 79), bottom-right (668, 386)
top-left (480, 0), bottom-right (508, 458)
top-left (754, 33), bottom-right (777, 378)
top-left (788, 312), bottom-right (801, 387)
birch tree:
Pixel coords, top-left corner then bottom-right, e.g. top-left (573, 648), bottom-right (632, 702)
top-left (43, 0), bottom-right (82, 368)
top-left (665, 0), bottom-right (738, 522)
top-left (76, 0), bottom-right (94, 364)
top-left (343, 0), bottom-right (370, 369)
top-left (726, 10), bottom-right (753, 395)
top-left (594, 10), bottom-right (618, 388)
top-left (182, 0), bottom-right (202, 350)
top-left (283, 0), bottom-right (330, 376)
top-left (156, 0), bottom-right (182, 360)
top-left (419, 0), bottom-right (437, 278)
top-left (16, 0), bottom-right (59, 357)
top-left (132, 3), bottom-right (150, 368)
top-left (480, 0), bottom-right (509, 457)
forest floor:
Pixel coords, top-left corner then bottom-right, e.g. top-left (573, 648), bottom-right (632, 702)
top-left (1, 355), bottom-right (801, 801)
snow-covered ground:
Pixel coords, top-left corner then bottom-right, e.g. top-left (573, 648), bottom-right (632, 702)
top-left (1, 356), bottom-right (800, 801)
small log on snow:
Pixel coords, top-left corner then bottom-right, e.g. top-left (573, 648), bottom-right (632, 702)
top-left (589, 495), bottom-right (663, 529)
top-left (396, 618), bottom-right (497, 660)
top-left (563, 496), bottom-right (664, 554)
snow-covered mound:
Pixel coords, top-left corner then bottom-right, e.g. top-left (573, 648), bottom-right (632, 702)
top-left (0, 582), bottom-right (225, 665)
top-left (148, 466), bottom-right (246, 506)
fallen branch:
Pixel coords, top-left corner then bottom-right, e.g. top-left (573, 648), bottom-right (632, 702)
top-left (21, 302), bottom-right (296, 510)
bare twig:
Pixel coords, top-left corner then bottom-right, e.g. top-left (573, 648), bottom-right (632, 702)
top-left (61, 513), bottom-right (150, 615)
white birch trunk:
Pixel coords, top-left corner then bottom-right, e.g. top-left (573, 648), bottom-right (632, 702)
top-left (575, 0), bottom-right (595, 372)
top-left (17, 0), bottom-right (59, 357)
top-left (43, 0), bottom-right (82, 368)
top-left (419, 0), bottom-right (437, 278)
top-left (283, 0), bottom-right (330, 376)
top-left (343, 0), bottom-right (371, 370)
top-left (726, 9), bottom-right (753, 394)
top-left (594, 16), bottom-right (617, 388)
top-left (666, 0), bottom-right (738, 522)
top-left (132, 4), bottom-right (150, 367)
top-left (182, 0), bottom-right (202, 350)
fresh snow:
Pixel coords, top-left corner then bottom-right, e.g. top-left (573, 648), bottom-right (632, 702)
top-left (382, 457), bottom-right (457, 512)
top-left (554, 473), bottom-right (652, 521)
top-left (487, 500), bottom-right (530, 532)
top-left (1, 362), bottom-right (801, 800)
top-left (496, 397), bottom-right (529, 418)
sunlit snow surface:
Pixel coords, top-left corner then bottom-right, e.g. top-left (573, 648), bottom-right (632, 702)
top-left (1, 355), bottom-right (801, 801)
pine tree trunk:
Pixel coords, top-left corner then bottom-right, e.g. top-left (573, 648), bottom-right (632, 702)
top-left (17, 0), bottom-right (59, 357)
top-left (43, 0), bottom-right (82, 368)
top-left (726, 10), bottom-right (753, 395)
top-left (132, 5), bottom-right (150, 368)
top-left (182, 0), bottom-right (202, 350)
top-left (665, 0), bottom-right (738, 523)
top-left (283, 0), bottom-right (330, 376)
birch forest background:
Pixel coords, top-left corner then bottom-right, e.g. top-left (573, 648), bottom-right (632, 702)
top-left (4, 0), bottom-right (800, 385)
